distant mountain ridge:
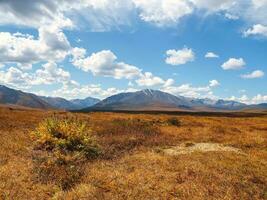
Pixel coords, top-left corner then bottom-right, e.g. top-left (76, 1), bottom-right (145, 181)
top-left (89, 89), bottom-right (248, 111)
top-left (0, 85), bottom-right (100, 110)
top-left (1, 85), bottom-right (266, 111)
top-left (40, 96), bottom-right (100, 110)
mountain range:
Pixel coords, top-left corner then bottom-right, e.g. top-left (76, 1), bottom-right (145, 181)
top-left (1, 85), bottom-right (266, 111)
top-left (0, 85), bottom-right (100, 110)
top-left (88, 89), bottom-right (249, 111)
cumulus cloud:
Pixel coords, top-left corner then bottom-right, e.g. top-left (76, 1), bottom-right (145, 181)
top-left (0, 62), bottom-right (77, 89)
top-left (47, 84), bottom-right (139, 100)
top-left (72, 50), bottom-right (142, 79)
top-left (209, 80), bottom-right (220, 87)
top-left (163, 78), bottom-right (175, 87)
top-left (133, 0), bottom-right (193, 26)
top-left (0, 25), bottom-right (71, 67)
top-left (135, 72), bottom-right (173, 87)
top-left (162, 82), bottom-right (214, 99)
top-left (251, 94), bottom-right (267, 104)
top-left (166, 47), bottom-right (195, 66)
top-left (221, 58), bottom-right (246, 70)
top-left (135, 72), bottom-right (164, 87)
top-left (205, 52), bottom-right (219, 58)
top-left (50, 84), bottom-right (122, 99)
top-left (0, 67), bottom-right (32, 89)
top-left (162, 79), bottom-right (222, 99)
top-left (244, 24), bottom-right (267, 38)
top-left (241, 70), bottom-right (264, 79)
top-left (227, 94), bottom-right (267, 104)
top-left (33, 62), bottom-right (73, 85)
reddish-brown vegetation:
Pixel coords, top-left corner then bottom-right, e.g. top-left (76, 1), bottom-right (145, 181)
top-left (0, 106), bottom-right (266, 199)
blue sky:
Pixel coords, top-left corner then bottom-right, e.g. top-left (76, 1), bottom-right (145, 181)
top-left (0, 0), bottom-right (266, 104)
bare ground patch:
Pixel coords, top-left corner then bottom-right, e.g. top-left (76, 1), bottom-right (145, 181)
top-left (161, 143), bottom-right (244, 156)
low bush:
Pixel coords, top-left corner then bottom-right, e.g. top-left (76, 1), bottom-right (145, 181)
top-left (166, 117), bottom-right (181, 127)
top-left (31, 117), bottom-right (101, 190)
top-left (32, 117), bottom-right (100, 159)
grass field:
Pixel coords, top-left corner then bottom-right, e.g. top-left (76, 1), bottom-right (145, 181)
top-left (0, 106), bottom-right (266, 199)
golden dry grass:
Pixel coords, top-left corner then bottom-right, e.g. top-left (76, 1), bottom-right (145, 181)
top-left (0, 106), bottom-right (266, 199)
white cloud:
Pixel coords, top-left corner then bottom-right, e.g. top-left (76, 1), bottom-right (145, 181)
top-left (33, 62), bottom-right (73, 85)
top-left (209, 80), bottom-right (220, 87)
top-left (205, 52), bottom-right (219, 58)
top-left (0, 0), bottom-right (73, 29)
top-left (227, 95), bottom-right (250, 104)
top-left (133, 0), bottom-right (193, 26)
top-left (190, 0), bottom-right (236, 12)
top-left (251, 94), bottom-right (267, 104)
top-left (225, 13), bottom-right (239, 20)
top-left (136, 72), bottom-right (166, 87)
top-left (166, 47), bottom-right (195, 66)
top-left (241, 70), bottom-right (264, 79)
top-left (0, 0), bottom-right (267, 31)
top-left (227, 94), bottom-right (267, 104)
top-left (48, 83), bottom-right (136, 100)
top-left (72, 50), bottom-right (142, 79)
top-left (252, 0), bottom-right (267, 8)
top-left (0, 25), bottom-right (71, 67)
top-left (221, 58), bottom-right (246, 70)
top-left (72, 0), bottom-right (135, 32)
top-left (0, 62), bottom-right (77, 89)
top-left (71, 47), bottom-right (86, 61)
top-left (244, 24), bottom-right (267, 38)
top-left (162, 83), bottom-right (213, 99)
top-left (163, 78), bottom-right (175, 87)
top-left (0, 0), bottom-right (134, 31)
top-left (0, 67), bottom-right (32, 89)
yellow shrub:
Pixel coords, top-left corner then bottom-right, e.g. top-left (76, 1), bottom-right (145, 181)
top-left (32, 117), bottom-right (100, 159)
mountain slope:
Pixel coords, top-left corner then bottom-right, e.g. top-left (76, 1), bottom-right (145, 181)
top-left (41, 96), bottom-right (100, 110)
top-left (0, 85), bottom-right (52, 109)
top-left (88, 89), bottom-right (247, 111)
top-left (40, 96), bottom-right (77, 110)
top-left (70, 97), bottom-right (100, 109)
top-left (90, 89), bottom-right (193, 111)
top-left (0, 85), bottom-right (100, 110)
